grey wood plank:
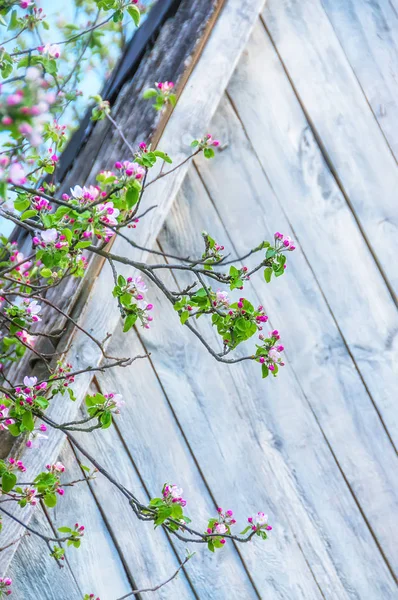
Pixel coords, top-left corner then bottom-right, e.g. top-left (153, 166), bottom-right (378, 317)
top-left (320, 0), bottom-right (398, 159)
top-left (99, 291), bottom-right (324, 600)
top-left (49, 442), bottom-right (132, 599)
top-left (192, 95), bottom-right (398, 578)
top-left (8, 508), bottom-right (82, 600)
top-left (71, 384), bottom-right (198, 600)
top-left (154, 170), bottom-right (397, 598)
top-left (96, 342), bottom-right (260, 600)
top-left (0, 0), bottom-right (268, 568)
top-left (227, 20), bottom-right (398, 452)
top-left (262, 0), bottom-right (398, 296)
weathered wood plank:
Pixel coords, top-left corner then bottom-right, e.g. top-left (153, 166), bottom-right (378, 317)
top-left (71, 385), bottom-right (198, 599)
top-left (5, 0), bottom-right (225, 386)
top-left (155, 168), bottom-right (397, 598)
top-left (95, 343), bottom-right (260, 599)
top-left (8, 508), bottom-right (82, 600)
top-left (48, 441), bottom-right (132, 599)
top-left (227, 20), bottom-right (398, 452)
top-left (99, 268), bottom-right (324, 600)
top-left (0, 0), bottom-right (267, 569)
top-left (320, 0), bottom-right (398, 160)
top-left (192, 94), bottom-right (398, 578)
top-left (262, 0), bottom-right (398, 296)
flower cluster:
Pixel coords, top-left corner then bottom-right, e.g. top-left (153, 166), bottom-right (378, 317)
top-left (8, 457), bottom-right (26, 473)
top-left (0, 576), bottom-right (12, 597)
top-left (112, 274), bottom-right (154, 331)
top-left (191, 134), bottom-right (220, 159)
top-left (274, 231), bottom-right (296, 252)
top-left (162, 483), bottom-right (187, 508)
top-left (0, 66), bottom-right (57, 150)
top-left (205, 507), bottom-right (236, 551)
top-left (85, 391), bottom-right (124, 429)
top-left (256, 330), bottom-right (285, 378)
top-left (143, 81), bottom-right (176, 110)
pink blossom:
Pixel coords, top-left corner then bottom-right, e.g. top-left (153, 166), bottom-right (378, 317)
top-left (8, 163), bottom-right (27, 185)
top-left (40, 43), bottom-right (61, 59)
top-left (23, 376), bottom-right (37, 388)
top-left (41, 228), bottom-right (58, 244)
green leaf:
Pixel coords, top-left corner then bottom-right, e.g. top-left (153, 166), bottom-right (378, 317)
top-left (143, 88), bottom-right (158, 99)
top-left (262, 363), bottom-right (269, 379)
top-left (203, 147), bottom-right (215, 159)
top-left (20, 209), bottom-right (38, 221)
top-left (75, 241), bottom-right (92, 249)
top-left (35, 396), bottom-right (49, 409)
top-left (100, 411), bottom-right (112, 429)
top-left (125, 186), bottom-right (139, 209)
top-left (43, 58), bottom-right (57, 75)
top-left (117, 274), bottom-right (126, 287)
top-left (240, 525), bottom-right (252, 535)
top-left (127, 5), bottom-right (140, 26)
top-left (264, 267), bottom-right (272, 283)
top-left (8, 9), bottom-right (18, 30)
top-left (154, 150), bottom-right (172, 164)
top-left (207, 540), bottom-right (215, 552)
top-left (7, 424), bottom-right (21, 437)
top-left (171, 504), bottom-right (183, 519)
top-left (266, 248), bottom-right (276, 259)
top-left (44, 492), bottom-right (57, 508)
top-left (180, 310), bottom-right (189, 325)
top-left (58, 527), bottom-right (72, 533)
top-left (22, 411), bottom-right (35, 432)
top-left (123, 313), bottom-right (137, 333)
top-left (40, 268), bottom-right (52, 278)
top-left (2, 472), bottom-right (17, 493)
top-left (62, 228), bottom-right (72, 244)
top-left (149, 498), bottom-right (164, 507)
top-left (14, 198), bottom-right (30, 212)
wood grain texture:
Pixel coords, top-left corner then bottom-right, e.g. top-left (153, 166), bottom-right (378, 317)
top-left (47, 441), bottom-right (132, 600)
top-left (7, 508), bottom-right (82, 600)
top-left (227, 20), bottom-right (398, 452)
top-left (155, 168), bottom-right (397, 598)
top-left (68, 382), bottom-right (196, 600)
top-left (101, 258), bottom-right (325, 600)
top-left (262, 0), bottom-right (398, 296)
top-left (0, 0), bottom-right (267, 571)
top-left (95, 339), bottom-right (260, 599)
top-left (192, 94), bottom-right (398, 579)
top-left (3, 0), bottom-right (224, 399)
top-left (320, 0), bottom-right (398, 160)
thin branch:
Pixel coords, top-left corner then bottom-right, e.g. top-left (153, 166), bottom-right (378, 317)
top-left (116, 554), bottom-right (194, 599)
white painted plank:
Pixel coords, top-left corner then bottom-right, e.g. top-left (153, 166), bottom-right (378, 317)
top-left (227, 20), bottom-right (398, 451)
top-left (9, 508), bottom-right (82, 600)
top-left (96, 337), bottom-right (260, 600)
top-left (154, 169), bottom-right (397, 598)
top-left (0, 0), bottom-right (267, 569)
top-left (262, 0), bottom-right (398, 294)
top-left (321, 0), bottom-right (398, 159)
